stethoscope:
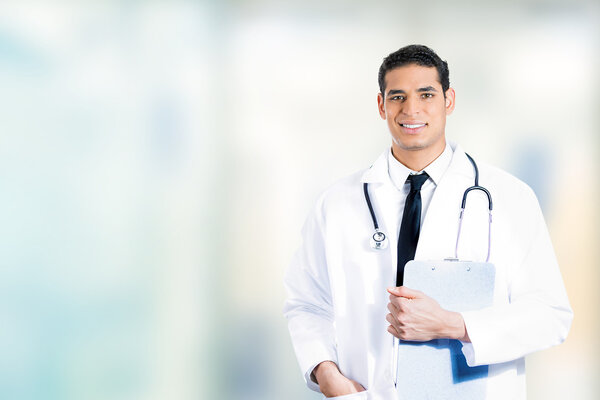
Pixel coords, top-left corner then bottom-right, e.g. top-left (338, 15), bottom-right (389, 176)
top-left (363, 153), bottom-right (493, 262)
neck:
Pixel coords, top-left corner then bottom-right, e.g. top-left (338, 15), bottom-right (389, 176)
top-left (391, 140), bottom-right (446, 171)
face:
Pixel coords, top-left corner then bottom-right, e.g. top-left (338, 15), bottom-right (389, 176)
top-left (377, 64), bottom-right (455, 157)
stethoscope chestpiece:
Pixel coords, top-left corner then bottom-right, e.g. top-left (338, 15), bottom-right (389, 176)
top-left (370, 230), bottom-right (388, 250)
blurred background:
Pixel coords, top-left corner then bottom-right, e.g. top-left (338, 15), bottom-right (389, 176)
top-left (0, 0), bottom-right (598, 399)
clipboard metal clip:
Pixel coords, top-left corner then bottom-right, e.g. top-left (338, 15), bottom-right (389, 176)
top-left (444, 257), bottom-right (472, 262)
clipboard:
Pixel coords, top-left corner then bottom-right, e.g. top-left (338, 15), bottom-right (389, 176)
top-left (393, 259), bottom-right (495, 400)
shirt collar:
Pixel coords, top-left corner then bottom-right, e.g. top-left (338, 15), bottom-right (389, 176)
top-left (387, 142), bottom-right (453, 190)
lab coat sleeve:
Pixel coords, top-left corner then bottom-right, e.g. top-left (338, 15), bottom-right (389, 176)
top-left (460, 185), bottom-right (573, 366)
top-left (283, 198), bottom-right (337, 392)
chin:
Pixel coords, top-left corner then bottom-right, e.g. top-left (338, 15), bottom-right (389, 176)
top-left (392, 138), bottom-right (429, 151)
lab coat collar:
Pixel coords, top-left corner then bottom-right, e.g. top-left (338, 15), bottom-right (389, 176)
top-left (360, 141), bottom-right (471, 185)
top-left (359, 149), bottom-right (391, 184)
top-left (445, 141), bottom-right (476, 180)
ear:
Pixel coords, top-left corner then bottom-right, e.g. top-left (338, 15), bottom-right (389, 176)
top-left (444, 88), bottom-right (456, 115)
top-left (377, 92), bottom-right (386, 120)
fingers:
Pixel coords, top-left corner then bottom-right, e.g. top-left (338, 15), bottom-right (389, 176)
top-left (387, 287), bottom-right (422, 340)
top-left (388, 294), bottom-right (413, 313)
top-left (388, 313), bottom-right (415, 340)
top-left (387, 304), bottom-right (415, 340)
top-left (387, 301), bottom-right (399, 314)
top-left (386, 311), bottom-right (398, 327)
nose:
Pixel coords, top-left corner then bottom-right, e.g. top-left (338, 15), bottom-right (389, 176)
top-left (401, 96), bottom-right (420, 116)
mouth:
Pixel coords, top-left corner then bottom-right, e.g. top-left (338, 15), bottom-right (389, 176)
top-left (398, 121), bottom-right (427, 134)
top-left (400, 123), bottom-right (426, 128)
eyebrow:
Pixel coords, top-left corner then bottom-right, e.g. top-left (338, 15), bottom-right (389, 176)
top-left (386, 86), bottom-right (439, 97)
top-left (417, 86), bottom-right (438, 93)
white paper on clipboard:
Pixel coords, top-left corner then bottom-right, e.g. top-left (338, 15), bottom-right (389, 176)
top-left (393, 259), bottom-right (496, 400)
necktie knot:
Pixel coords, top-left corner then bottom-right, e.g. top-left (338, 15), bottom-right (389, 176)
top-left (407, 172), bottom-right (429, 191)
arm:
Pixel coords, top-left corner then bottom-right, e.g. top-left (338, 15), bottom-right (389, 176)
top-left (283, 204), bottom-right (337, 392)
top-left (284, 200), bottom-right (366, 395)
top-left (386, 185), bottom-right (573, 366)
top-left (459, 187), bottom-right (573, 366)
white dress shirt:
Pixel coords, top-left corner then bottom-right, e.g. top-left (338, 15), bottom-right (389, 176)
top-left (387, 142), bottom-right (453, 232)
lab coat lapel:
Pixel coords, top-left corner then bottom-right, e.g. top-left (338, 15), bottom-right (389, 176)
top-left (361, 150), bottom-right (400, 282)
top-left (360, 145), bottom-right (487, 275)
top-left (416, 143), bottom-right (475, 261)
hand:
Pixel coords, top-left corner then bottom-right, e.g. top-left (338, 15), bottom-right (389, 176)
top-left (313, 361), bottom-right (366, 398)
top-left (386, 286), bottom-right (470, 342)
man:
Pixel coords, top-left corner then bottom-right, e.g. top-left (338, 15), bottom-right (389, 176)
top-left (283, 45), bottom-right (572, 399)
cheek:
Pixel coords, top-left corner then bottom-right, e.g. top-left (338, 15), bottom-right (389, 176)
top-left (387, 114), bottom-right (399, 126)
top-left (387, 106), bottom-right (401, 120)
top-left (383, 109), bottom-right (394, 121)
top-left (428, 105), bottom-right (447, 121)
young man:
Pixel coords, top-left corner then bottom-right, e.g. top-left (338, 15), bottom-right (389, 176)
top-left (283, 45), bottom-right (572, 399)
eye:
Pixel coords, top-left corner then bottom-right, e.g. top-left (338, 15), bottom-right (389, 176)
top-left (421, 93), bottom-right (434, 99)
top-left (390, 95), bottom-right (405, 101)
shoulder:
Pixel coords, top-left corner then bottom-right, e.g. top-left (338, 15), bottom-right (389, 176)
top-left (473, 159), bottom-right (541, 216)
top-left (315, 169), bottom-right (367, 211)
top-left (303, 149), bottom-right (388, 226)
top-left (301, 167), bottom-right (368, 232)
top-left (452, 143), bottom-right (541, 215)
top-left (477, 161), bottom-right (535, 198)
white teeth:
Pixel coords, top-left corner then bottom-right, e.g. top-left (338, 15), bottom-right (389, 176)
top-left (401, 123), bottom-right (425, 128)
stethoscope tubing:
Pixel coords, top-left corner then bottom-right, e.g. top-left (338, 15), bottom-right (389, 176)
top-left (363, 182), bottom-right (380, 230)
top-left (364, 152), bottom-right (493, 262)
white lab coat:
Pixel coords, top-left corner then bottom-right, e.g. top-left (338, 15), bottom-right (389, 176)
top-left (283, 142), bottom-right (573, 400)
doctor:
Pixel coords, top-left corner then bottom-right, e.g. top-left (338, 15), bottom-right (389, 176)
top-left (283, 45), bottom-right (573, 400)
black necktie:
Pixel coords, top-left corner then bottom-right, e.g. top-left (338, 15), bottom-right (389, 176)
top-left (396, 172), bottom-right (429, 286)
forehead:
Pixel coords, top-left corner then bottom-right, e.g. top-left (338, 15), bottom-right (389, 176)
top-left (384, 64), bottom-right (441, 91)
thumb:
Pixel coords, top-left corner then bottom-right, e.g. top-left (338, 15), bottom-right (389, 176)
top-left (387, 286), bottom-right (422, 298)
top-left (387, 286), bottom-right (401, 296)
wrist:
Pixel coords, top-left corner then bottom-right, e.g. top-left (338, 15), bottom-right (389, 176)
top-left (444, 311), bottom-right (470, 342)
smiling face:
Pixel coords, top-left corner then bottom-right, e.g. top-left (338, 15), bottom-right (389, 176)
top-left (377, 64), bottom-right (455, 164)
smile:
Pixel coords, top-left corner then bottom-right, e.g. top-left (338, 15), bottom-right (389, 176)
top-left (400, 123), bottom-right (427, 128)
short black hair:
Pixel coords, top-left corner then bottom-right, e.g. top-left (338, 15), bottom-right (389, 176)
top-left (378, 44), bottom-right (450, 96)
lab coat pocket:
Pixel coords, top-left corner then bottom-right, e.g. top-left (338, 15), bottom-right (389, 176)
top-left (324, 391), bottom-right (368, 400)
